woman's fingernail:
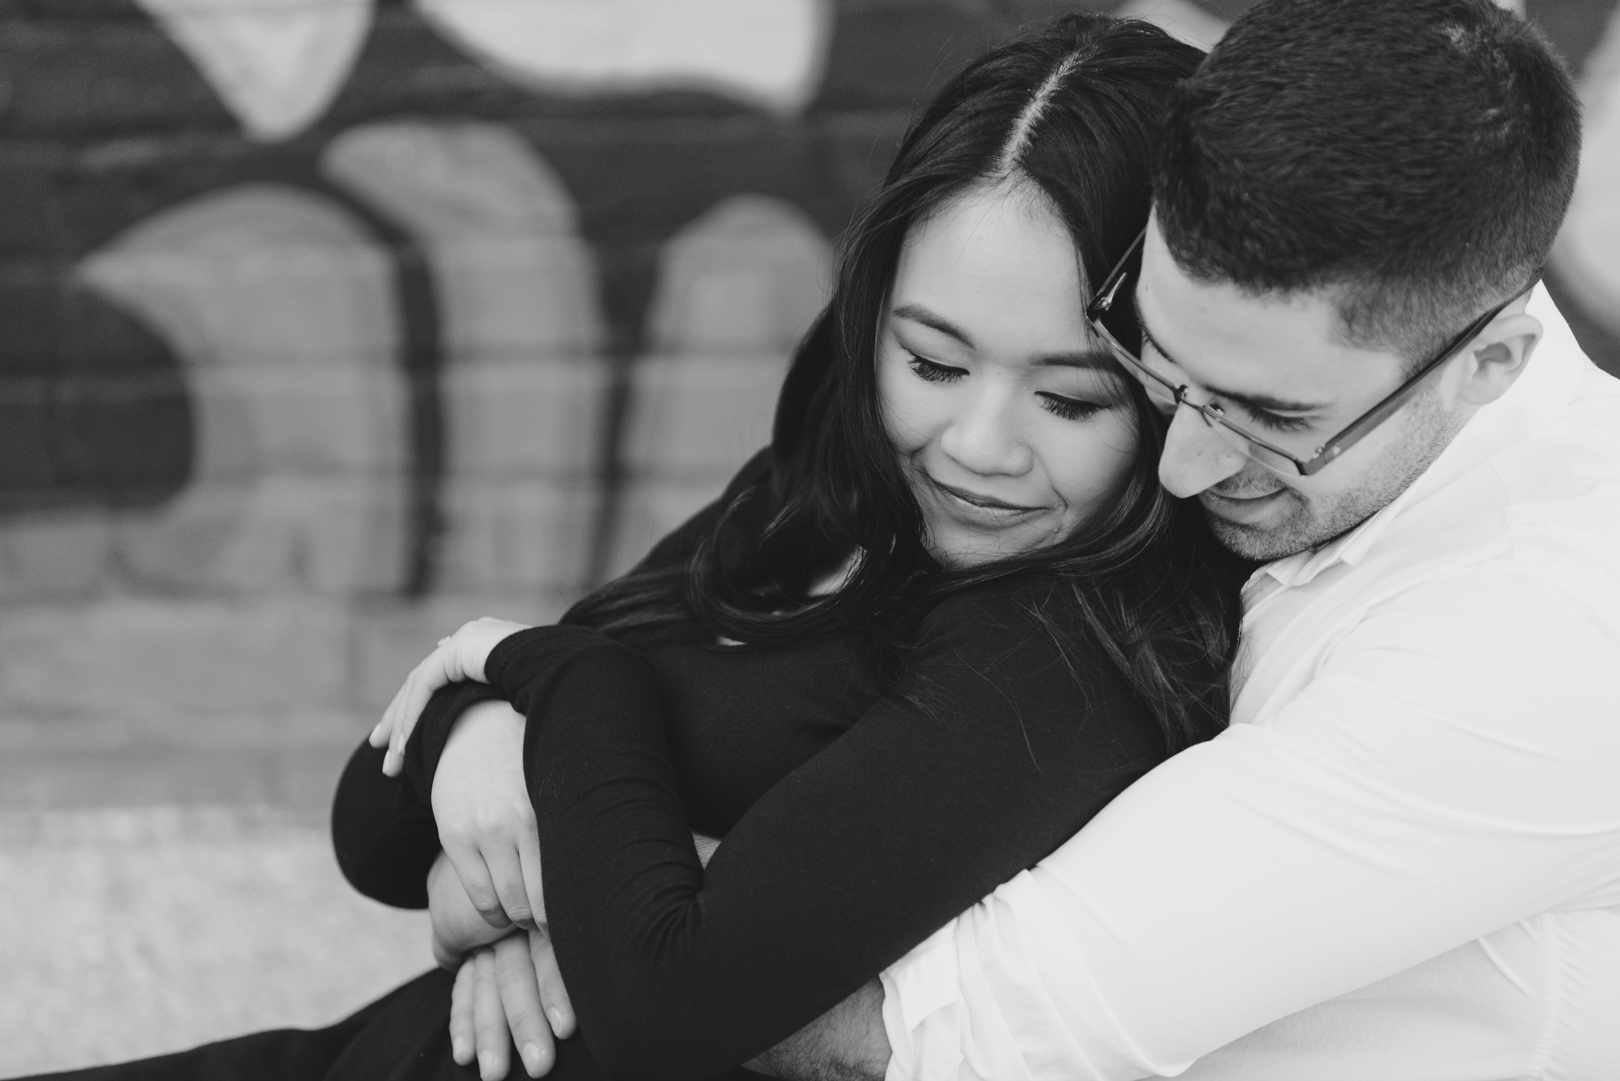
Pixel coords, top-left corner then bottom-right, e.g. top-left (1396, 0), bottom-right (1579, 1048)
top-left (478, 1049), bottom-right (497, 1079)
top-left (547, 1008), bottom-right (567, 1033)
top-left (451, 1036), bottom-right (469, 1063)
top-left (522, 1043), bottom-right (545, 1075)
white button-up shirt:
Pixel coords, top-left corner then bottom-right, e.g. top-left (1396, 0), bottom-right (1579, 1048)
top-left (880, 288), bottom-right (1620, 1081)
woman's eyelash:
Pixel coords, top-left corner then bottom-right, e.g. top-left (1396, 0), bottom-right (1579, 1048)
top-left (904, 352), bottom-right (1107, 422)
top-left (907, 354), bottom-right (966, 383)
top-left (1039, 393), bottom-right (1102, 421)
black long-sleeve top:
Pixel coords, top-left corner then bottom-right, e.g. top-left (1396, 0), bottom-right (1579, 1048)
top-left (332, 455), bottom-right (1228, 1081)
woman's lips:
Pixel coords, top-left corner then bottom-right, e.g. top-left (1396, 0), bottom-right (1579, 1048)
top-left (926, 475), bottom-right (1044, 521)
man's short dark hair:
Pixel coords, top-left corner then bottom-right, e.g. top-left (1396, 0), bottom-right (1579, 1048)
top-left (1153, 0), bottom-right (1582, 365)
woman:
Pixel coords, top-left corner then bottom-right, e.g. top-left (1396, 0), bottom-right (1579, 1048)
top-left (35, 15), bottom-right (1237, 1081)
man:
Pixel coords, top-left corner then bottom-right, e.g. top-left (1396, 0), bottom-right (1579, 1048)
top-left (864, 0), bottom-right (1620, 1077)
top-left (445, 1), bottom-right (1617, 1076)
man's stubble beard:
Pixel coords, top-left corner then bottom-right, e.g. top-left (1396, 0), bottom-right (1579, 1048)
top-left (1204, 387), bottom-right (1468, 562)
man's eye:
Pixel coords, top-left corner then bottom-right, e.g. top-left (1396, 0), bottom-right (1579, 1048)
top-left (1245, 408), bottom-right (1312, 434)
top-left (1038, 393), bottom-right (1102, 422)
top-left (907, 355), bottom-right (966, 383)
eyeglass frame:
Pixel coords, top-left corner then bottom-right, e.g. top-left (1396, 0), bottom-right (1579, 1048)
top-left (1084, 228), bottom-right (1538, 478)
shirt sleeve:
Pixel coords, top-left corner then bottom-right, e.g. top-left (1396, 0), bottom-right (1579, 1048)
top-left (394, 446), bottom-right (779, 798)
top-left (329, 679), bottom-right (506, 907)
top-left (881, 565), bottom-right (1620, 1081)
top-left (327, 450), bottom-right (781, 903)
top-left (329, 738), bottom-right (439, 908)
top-left (483, 584), bottom-right (1180, 1081)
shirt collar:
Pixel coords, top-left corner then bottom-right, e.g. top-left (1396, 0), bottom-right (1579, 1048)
top-left (1256, 285), bottom-right (1589, 591)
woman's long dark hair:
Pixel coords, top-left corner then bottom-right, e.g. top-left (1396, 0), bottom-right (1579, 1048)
top-left (565, 15), bottom-right (1241, 750)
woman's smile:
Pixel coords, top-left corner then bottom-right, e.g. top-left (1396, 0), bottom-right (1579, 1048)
top-left (923, 472), bottom-right (1048, 524)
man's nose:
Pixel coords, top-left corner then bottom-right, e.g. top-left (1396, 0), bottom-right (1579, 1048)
top-left (1158, 405), bottom-right (1249, 497)
top-left (940, 392), bottom-right (1031, 476)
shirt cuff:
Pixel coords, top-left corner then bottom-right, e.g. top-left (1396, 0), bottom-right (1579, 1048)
top-left (882, 919), bottom-right (975, 1081)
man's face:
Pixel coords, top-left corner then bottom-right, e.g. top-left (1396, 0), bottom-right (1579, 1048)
top-left (1135, 220), bottom-right (1468, 561)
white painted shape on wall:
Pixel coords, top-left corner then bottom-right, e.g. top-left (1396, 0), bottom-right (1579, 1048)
top-left (629, 195), bottom-right (830, 476)
top-left (612, 194), bottom-right (830, 574)
top-left (135, 0), bottom-right (373, 142)
top-left (644, 195), bottom-right (832, 359)
top-left (323, 122), bottom-right (603, 360)
top-left (324, 122), bottom-right (607, 594)
top-left (1553, 2), bottom-right (1620, 337)
top-left (78, 184), bottom-right (409, 595)
top-left (1114, 0), bottom-right (1228, 52)
top-left (415, 0), bottom-right (834, 115)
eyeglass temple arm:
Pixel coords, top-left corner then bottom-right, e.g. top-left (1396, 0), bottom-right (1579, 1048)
top-left (1296, 278), bottom-right (1537, 476)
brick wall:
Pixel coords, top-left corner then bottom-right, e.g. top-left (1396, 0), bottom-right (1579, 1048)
top-left (1, 0), bottom-right (1617, 805)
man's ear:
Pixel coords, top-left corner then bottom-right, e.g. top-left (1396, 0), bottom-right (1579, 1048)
top-left (1456, 312), bottom-right (1542, 406)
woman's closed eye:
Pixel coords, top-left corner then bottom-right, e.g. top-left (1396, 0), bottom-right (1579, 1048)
top-left (1037, 392), bottom-right (1103, 422)
top-left (907, 354), bottom-right (967, 383)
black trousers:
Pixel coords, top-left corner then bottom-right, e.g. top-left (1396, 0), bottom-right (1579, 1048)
top-left (23, 969), bottom-right (765, 1081)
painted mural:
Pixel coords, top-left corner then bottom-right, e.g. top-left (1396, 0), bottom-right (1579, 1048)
top-left (1, 0), bottom-right (1617, 738)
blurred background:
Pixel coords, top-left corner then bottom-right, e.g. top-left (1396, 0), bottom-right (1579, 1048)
top-left (1, 0), bottom-right (1616, 1071)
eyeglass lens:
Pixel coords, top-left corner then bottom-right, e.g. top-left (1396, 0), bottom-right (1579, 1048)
top-left (1092, 259), bottom-right (1302, 476)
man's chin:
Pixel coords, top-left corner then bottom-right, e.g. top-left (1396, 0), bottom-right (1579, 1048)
top-left (1206, 515), bottom-right (1307, 561)
top-left (1200, 491), bottom-right (1318, 562)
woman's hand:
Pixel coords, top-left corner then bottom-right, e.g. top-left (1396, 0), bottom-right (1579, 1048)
top-left (428, 847), bottom-right (511, 966)
top-left (432, 699), bottom-right (546, 929)
top-left (370, 616), bottom-right (530, 776)
top-left (451, 931), bottom-right (576, 1080)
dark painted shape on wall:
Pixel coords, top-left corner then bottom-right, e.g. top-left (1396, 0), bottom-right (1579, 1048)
top-left (1527, 0), bottom-right (1618, 73)
top-left (0, 278), bottom-right (191, 512)
top-left (0, 0), bottom-right (238, 140)
top-left (316, 178), bottom-right (447, 598)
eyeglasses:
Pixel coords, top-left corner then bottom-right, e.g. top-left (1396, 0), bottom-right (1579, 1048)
top-left (1084, 229), bottom-right (1535, 478)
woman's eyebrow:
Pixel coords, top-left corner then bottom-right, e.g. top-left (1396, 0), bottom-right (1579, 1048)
top-left (893, 306), bottom-right (1113, 371)
top-left (892, 303), bottom-right (975, 348)
top-left (1132, 295), bottom-right (1326, 414)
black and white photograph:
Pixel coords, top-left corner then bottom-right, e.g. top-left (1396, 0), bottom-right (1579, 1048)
top-left (1, 0), bottom-right (1617, 1077)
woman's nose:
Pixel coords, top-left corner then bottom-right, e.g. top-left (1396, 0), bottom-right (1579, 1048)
top-left (938, 391), bottom-right (1032, 476)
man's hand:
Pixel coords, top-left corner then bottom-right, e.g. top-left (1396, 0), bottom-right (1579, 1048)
top-left (433, 699), bottom-right (545, 930)
top-left (747, 979), bottom-right (890, 1081)
top-left (450, 930), bottom-right (577, 1080)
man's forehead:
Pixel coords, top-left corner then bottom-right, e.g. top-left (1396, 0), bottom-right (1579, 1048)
top-left (1136, 224), bottom-right (1398, 407)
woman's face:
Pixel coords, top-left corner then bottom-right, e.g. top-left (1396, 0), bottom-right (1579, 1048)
top-left (879, 184), bottom-right (1141, 569)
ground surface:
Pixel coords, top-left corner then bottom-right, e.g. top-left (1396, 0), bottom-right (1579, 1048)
top-left (0, 775), bottom-right (433, 1075)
